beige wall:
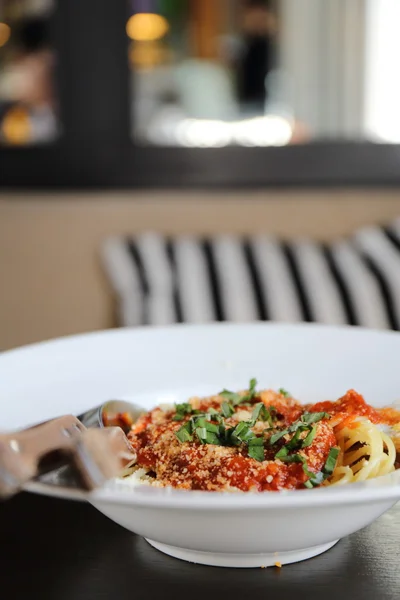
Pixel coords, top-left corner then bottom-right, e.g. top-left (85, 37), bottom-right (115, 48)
top-left (1, 189), bottom-right (400, 350)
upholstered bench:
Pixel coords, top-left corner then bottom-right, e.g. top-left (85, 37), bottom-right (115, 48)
top-left (101, 220), bottom-right (400, 330)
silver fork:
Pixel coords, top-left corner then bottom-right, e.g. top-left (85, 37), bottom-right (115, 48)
top-left (0, 398), bottom-right (143, 500)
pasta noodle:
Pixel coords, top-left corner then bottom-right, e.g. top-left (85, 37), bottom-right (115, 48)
top-left (327, 419), bottom-right (396, 485)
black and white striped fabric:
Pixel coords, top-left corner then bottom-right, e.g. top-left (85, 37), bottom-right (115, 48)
top-left (101, 220), bottom-right (400, 330)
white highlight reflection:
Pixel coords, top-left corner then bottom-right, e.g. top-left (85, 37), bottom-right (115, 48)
top-left (149, 115), bottom-right (293, 147)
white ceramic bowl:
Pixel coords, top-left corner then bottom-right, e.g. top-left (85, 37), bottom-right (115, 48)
top-left (2, 323), bottom-right (400, 568)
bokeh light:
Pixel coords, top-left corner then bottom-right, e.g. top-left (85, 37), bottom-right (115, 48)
top-left (126, 13), bottom-right (169, 42)
top-left (1, 106), bottom-right (31, 145)
top-left (0, 22), bottom-right (11, 48)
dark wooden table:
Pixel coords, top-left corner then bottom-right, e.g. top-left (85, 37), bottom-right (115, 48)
top-left (1, 492), bottom-right (399, 600)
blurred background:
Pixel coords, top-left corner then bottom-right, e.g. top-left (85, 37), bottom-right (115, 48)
top-left (1, 0), bottom-right (400, 349)
top-left (128, 0), bottom-right (396, 147)
top-left (1, 0), bottom-right (399, 147)
top-left (0, 0), bottom-right (56, 145)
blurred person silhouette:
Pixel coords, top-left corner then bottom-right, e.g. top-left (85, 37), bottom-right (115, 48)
top-left (236, 0), bottom-right (276, 115)
top-left (1, 16), bottom-right (57, 144)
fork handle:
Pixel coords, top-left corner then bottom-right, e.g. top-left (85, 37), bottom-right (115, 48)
top-left (0, 416), bottom-right (86, 499)
top-left (0, 418), bottom-right (136, 499)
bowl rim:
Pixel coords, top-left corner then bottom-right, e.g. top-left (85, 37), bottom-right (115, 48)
top-left (3, 320), bottom-right (400, 359)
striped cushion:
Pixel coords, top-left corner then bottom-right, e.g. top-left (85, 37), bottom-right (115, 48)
top-left (101, 221), bottom-right (400, 330)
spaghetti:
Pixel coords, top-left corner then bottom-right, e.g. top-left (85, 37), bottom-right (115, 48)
top-left (121, 381), bottom-right (400, 492)
top-left (327, 419), bottom-right (396, 485)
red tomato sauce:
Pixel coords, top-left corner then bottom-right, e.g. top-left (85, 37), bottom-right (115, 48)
top-left (307, 389), bottom-right (400, 428)
top-left (128, 394), bottom-right (336, 491)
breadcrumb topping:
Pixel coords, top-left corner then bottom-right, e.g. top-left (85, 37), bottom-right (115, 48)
top-left (127, 388), bottom-right (336, 491)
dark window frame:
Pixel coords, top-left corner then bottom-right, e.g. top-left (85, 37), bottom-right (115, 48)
top-left (1, 0), bottom-right (400, 189)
